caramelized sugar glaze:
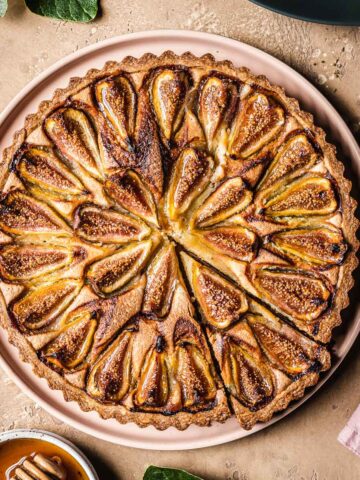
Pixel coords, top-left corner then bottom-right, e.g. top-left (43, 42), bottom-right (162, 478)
top-left (0, 52), bottom-right (358, 430)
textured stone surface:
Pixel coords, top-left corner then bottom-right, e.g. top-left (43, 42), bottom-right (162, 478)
top-left (0, 1), bottom-right (359, 478)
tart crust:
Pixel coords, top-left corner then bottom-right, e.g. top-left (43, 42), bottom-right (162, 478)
top-left (0, 51), bottom-right (358, 431)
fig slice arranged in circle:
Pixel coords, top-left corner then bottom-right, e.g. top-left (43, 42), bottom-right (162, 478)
top-left (228, 93), bottom-right (285, 159)
top-left (16, 147), bottom-right (87, 201)
top-left (257, 133), bottom-right (319, 191)
top-left (74, 203), bottom-right (151, 245)
top-left (86, 239), bottom-right (153, 296)
top-left (223, 335), bottom-right (274, 409)
top-left (167, 148), bottom-right (212, 220)
top-left (134, 337), bottom-right (170, 409)
top-left (105, 170), bottom-right (158, 226)
top-left (197, 76), bottom-right (238, 149)
top-left (40, 309), bottom-right (97, 370)
top-left (143, 243), bottom-right (178, 318)
top-left (250, 265), bottom-right (331, 322)
top-left (0, 244), bottom-right (79, 283)
top-left (87, 330), bottom-right (133, 402)
top-left (196, 225), bottom-right (258, 262)
top-left (259, 175), bottom-right (338, 218)
top-left (45, 107), bottom-right (104, 181)
top-left (151, 68), bottom-right (189, 142)
top-left (181, 253), bottom-right (248, 329)
top-left (264, 227), bottom-right (348, 268)
top-left (0, 190), bottom-right (71, 237)
top-left (95, 75), bottom-right (136, 152)
top-left (193, 177), bottom-right (252, 228)
top-left (10, 279), bottom-right (82, 332)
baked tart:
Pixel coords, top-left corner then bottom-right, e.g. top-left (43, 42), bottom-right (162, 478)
top-left (0, 52), bottom-right (358, 430)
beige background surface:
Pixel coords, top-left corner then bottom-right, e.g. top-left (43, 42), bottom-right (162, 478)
top-left (0, 1), bottom-right (359, 479)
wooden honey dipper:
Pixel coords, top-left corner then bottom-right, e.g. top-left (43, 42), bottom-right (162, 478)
top-left (10, 453), bottom-right (67, 480)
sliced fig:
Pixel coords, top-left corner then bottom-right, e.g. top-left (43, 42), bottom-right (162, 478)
top-left (261, 175), bottom-right (338, 218)
top-left (264, 227), bottom-right (347, 267)
top-left (134, 338), bottom-right (169, 408)
top-left (247, 315), bottom-right (313, 376)
top-left (105, 170), bottom-right (158, 225)
top-left (197, 76), bottom-right (238, 147)
top-left (10, 279), bottom-right (81, 332)
top-left (0, 244), bottom-right (77, 283)
top-left (250, 265), bottom-right (331, 322)
top-left (95, 76), bottom-right (136, 151)
top-left (0, 190), bottom-right (71, 237)
top-left (151, 68), bottom-right (188, 141)
top-left (193, 177), bottom-right (252, 227)
top-left (167, 148), bottom-right (212, 220)
top-left (75, 204), bottom-right (150, 245)
top-left (182, 255), bottom-right (248, 329)
top-left (175, 343), bottom-right (217, 408)
top-left (87, 330), bottom-right (133, 401)
top-left (228, 93), bottom-right (285, 158)
top-left (17, 147), bottom-right (87, 201)
top-left (41, 310), bottom-right (97, 370)
top-left (143, 243), bottom-right (178, 317)
top-left (197, 225), bottom-right (258, 262)
top-left (223, 337), bottom-right (274, 408)
top-left (86, 240), bottom-right (152, 296)
top-left (258, 133), bottom-right (318, 191)
top-left (45, 107), bottom-right (103, 180)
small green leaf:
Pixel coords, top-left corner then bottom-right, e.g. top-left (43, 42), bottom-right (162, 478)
top-left (25, 0), bottom-right (99, 23)
top-left (0, 0), bottom-right (7, 17)
top-left (144, 466), bottom-right (203, 480)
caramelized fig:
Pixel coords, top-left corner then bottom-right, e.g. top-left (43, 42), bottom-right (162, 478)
top-left (175, 343), bottom-right (217, 408)
top-left (41, 310), bottom-right (97, 369)
top-left (182, 255), bottom-right (248, 329)
top-left (135, 339), bottom-right (169, 408)
top-left (87, 330), bottom-right (133, 401)
top-left (10, 279), bottom-right (82, 332)
top-left (105, 170), bottom-right (158, 225)
top-left (95, 76), bottom-right (136, 151)
top-left (86, 240), bottom-right (152, 295)
top-left (151, 68), bottom-right (188, 141)
top-left (143, 243), bottom-right (178, 317)
top-left (75, 204), bottom-right (150, 245)
top-left (0, 244), bottom-right (77, 283)
top-left (251, 265), bottom-right (331, 322)
top-left (264, 227), bottom-right (347, 267)
top-left (258, 133), bottom-right (318, 191)
top-left (193, 177), bottom-right (252, 227)
top-left (197, 225), bottom-right (258, 262)
top-left (45, 108), bottom-right (103, 180)
top-left (247, 315), bottom-right (312, 376)
top-left (167, 148), bottom-right (212, 220)
top-left (261, 175), bottom-right (338, 218)
top-left (224, 337), bottom-right (274, 408)
top-left (197, 76), bottom-right (238, 148)
top-left (0, 190), bottom-right (71, 237)
top-left (17, 148), bottom-right (87, 201)
top-left (228, 93), bottom-right (285, 158)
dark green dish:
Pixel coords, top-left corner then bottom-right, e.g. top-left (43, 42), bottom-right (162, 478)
top-left (249, 0), bottom-right (360, 25)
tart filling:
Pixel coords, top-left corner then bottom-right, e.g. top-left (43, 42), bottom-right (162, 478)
top-left (0, 52), bottom-right (357, 431)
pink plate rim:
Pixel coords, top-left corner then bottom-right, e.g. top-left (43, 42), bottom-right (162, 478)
top-left (0, 29), bottom-right (359, 450)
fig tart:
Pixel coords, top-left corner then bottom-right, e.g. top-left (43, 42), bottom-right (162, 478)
top-left (0, 52), bottom-right (358, 430)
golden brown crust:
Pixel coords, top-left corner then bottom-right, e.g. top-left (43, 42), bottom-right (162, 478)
top-left (0, 51), bottom-right (358, 431)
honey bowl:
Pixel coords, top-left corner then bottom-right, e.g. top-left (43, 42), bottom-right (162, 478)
top-left (0, 430), bottom-right (99, 480)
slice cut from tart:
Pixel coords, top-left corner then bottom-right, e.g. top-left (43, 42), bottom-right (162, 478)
top-left (0, 51), bottom-right (357, 431)
top-left (181, 253), bottom-right (331, 429)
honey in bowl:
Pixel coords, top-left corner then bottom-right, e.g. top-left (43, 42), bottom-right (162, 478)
top-left (0, 438), bottom-right (89, 479)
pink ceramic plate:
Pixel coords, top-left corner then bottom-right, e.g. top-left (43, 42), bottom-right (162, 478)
top-left (0, 30), bottom-right (359, 450)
